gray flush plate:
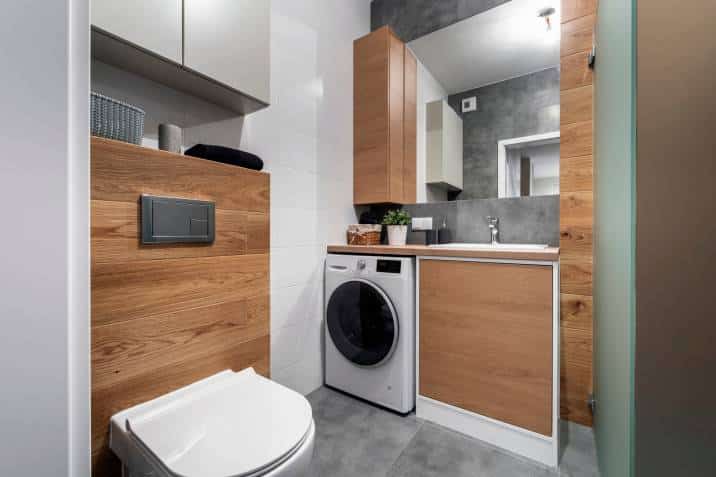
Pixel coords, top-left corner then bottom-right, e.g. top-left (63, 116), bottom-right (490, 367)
top-left (141, 195), bottom-right (215, 244)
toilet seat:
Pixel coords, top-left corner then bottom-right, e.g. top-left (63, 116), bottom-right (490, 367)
top-left (110, 368), bottom-right (315, 477)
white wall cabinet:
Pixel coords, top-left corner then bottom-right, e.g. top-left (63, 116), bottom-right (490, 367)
top-left (92, 0), bottom-right (182, 64)
top-left (91, 0), bottom-right (270, 113)
top-left (426, 100), bottom-right (463, 191)
top-left (184, 0), bottom-right (271, 104)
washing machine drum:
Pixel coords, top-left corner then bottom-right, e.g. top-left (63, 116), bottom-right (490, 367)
top-left (327, 279), bottom-right (398, 367)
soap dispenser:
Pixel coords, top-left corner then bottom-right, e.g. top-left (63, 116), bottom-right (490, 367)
top-left (438, 217), bottom-right (451, 244)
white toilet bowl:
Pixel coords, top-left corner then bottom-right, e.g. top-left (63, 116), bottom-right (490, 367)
top-left (109, 368), bottom-right (316, 477)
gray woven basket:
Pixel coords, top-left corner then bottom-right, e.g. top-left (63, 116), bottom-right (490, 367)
top-left (91, 92), bottom-right (145, 145)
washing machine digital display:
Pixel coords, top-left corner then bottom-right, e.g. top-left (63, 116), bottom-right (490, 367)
top-left (376, 260), bottom-right (402, 274)
top-left (326, 280), bottom-right (398, 367)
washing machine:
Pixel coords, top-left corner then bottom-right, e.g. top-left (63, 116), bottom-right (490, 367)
top-left (324, 253), bottom-right (415, 414)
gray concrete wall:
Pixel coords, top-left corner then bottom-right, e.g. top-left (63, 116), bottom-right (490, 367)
top-left (448, 68), bottom-right (561, 199)
top-left (371, 0), bottom-right (509, 42)
top-left (396, 195), bottom-right (559, 246)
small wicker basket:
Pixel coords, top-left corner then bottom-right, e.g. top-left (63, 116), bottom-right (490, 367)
top-left (347, 224), bottom-right (382, 245)
top-left (91, 92), bottom-right (146, 145)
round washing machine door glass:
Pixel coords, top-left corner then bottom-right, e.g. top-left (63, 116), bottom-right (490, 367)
top-left (326, 279), bottom-right (398, 367)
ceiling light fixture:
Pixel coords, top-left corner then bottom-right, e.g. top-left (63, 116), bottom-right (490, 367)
top-left (537, 7), bottom-right (556, 32)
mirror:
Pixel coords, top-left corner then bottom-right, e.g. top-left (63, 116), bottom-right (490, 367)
top-left (408, 0), bottom-right (561, 203)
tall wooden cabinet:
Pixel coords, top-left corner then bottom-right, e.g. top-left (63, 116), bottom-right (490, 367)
top-left (354, 27), bottom-right (417, 205)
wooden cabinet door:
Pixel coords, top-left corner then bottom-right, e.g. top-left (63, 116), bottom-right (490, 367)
top-left (403, 48), bottom-right (417, 203)
top-left (184, 0), bottom-right (270, 104)
top-left (354, 27), bottom-right (416, 205)
top-left (92, 0), bottom-right (182, 63)
top-left (419, 259), bottom-right (554, 436)
top-left (354, 27), bottom-right (392, 204)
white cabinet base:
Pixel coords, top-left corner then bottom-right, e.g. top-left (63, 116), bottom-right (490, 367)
top-left (417, 396), bottom-right (558, 468)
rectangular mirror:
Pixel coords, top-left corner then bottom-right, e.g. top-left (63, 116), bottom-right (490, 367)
top-left (408, 0), bottom-right (561, 203)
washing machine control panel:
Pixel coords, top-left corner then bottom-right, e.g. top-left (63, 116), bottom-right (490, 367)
top-left (376, 259), bottom-right (402, 274)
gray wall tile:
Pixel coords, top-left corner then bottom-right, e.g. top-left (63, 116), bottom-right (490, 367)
top-left (448, 68), bottom-right (561, 199)
top-left (455, 195), bottom-right (560, 246)
top-left (457, 0), bottom-right (511, 20)
top-left (371, 0), bottom-right (508, 42)
top-left (370, 195), bottom-right (559, 247)
top-left (402, 201), bottom-right (458, 244)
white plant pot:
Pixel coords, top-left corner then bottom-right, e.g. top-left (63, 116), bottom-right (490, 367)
top-left (387, 225), bottom-right (408, 246)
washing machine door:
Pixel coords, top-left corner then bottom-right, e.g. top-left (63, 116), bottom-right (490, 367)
top-left (327, 279), bottom-right (398, 367)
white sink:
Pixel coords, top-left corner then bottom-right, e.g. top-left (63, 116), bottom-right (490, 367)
top-left (429, 242), bottom-right (549, 250)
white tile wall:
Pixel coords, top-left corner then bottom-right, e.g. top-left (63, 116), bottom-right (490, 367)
top-left (91, 0), bottom-right (370, 397)
top-left (243, 0), bottom-right (369, 395)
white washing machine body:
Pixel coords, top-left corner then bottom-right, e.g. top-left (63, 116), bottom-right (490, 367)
top-left (324, 253), bottom-right (415, 413)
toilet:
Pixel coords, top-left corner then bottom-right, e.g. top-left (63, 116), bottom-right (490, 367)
top-left (110, 368), bottom-right (315, 477)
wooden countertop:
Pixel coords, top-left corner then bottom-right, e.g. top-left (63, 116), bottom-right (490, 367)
top-left (327, 244), bottom-right (559, 261)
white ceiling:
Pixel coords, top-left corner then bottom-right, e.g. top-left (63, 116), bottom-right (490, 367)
top-left (408, 0), bottom-right (561, 95)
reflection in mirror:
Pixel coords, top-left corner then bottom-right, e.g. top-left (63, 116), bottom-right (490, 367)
top-left (498, 132), bottom-right (560, 198)
top-left (408, 0), bottom-right (561, 203)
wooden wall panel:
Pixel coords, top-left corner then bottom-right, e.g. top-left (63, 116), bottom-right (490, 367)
top-left (561, 155), bottom-right (593, 192)
top-left (561, 121), bottom-right (593, 158)
top-left (562, 0), bottom-right (598, 23)
top-left (561, 14), bottom-right (595, 56)
top-left (561, 86), bottom-right (593, 125)
top-left (90, 137), bottom-right (270, 476)
top-left (560, 1), bottom-right (596, 427)
top-left (561, 52), bottom-right (594, 91)
top-left (92, 137), bottom-right (269, 212)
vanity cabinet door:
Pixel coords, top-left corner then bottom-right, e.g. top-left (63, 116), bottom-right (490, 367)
top-left (183, 0), bottom-right (270, 104)
top-left (419, 259), bottom-right (553, 436)
top-left (92, 0), bottom-right (182, 63)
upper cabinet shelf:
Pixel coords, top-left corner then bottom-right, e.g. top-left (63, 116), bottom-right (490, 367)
top-left (91, 0), bottom-right (270, 115)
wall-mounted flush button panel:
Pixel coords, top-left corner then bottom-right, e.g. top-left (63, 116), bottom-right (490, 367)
top-left (141, 195), bottom-right (215, 244)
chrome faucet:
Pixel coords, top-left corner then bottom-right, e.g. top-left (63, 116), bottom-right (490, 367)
top-left (487, 216), bottom-right (500, 245)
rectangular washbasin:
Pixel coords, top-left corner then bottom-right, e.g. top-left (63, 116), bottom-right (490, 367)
top-left (428, 243), bottom-right (549, 250)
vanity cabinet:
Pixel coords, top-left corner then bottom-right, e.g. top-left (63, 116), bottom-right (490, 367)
top-left (353, 27), bottom-right (417, 205)
top-left (91, 0), bottom-right (270, 113)
top-left (92, 0), bottom-right (182, 63)
top-left (426, 100), bottom-right (463, 191)
top-left (418, 257), bottom-right (558, 466)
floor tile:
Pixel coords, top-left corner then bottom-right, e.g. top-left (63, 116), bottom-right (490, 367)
top-left (307, 387), bottom-right (423, 477)
top-left (306, 387), bottom-right (600, 477)
top-left (388, 422), bottom-right (556, 477)
top-left (559, 421), bottom-right (600, 477)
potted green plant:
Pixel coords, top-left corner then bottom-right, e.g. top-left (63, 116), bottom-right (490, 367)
top-left (382, 209), bottom-right (411, 246)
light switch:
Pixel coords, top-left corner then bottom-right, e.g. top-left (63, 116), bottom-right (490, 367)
top-left (412, 217), bottom-right (433, 231)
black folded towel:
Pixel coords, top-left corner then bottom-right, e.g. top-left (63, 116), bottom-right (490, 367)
top-left (184, 144), bottom-right (264, 171)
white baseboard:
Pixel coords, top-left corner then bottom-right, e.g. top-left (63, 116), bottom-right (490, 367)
top-left (416, 396), bottom-right (558, 468)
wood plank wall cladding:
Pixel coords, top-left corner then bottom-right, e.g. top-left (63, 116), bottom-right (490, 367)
top-left (559, 0), bottom-right (596, 426)
top-left (90, 137), bottom-right (270, 476)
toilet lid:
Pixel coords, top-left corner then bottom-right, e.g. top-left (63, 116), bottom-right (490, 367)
top-left (126, 368), bottom-right (313, 477)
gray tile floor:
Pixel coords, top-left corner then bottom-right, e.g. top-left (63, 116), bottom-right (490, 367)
top-left (307, 387), bottom-right (600, 477)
